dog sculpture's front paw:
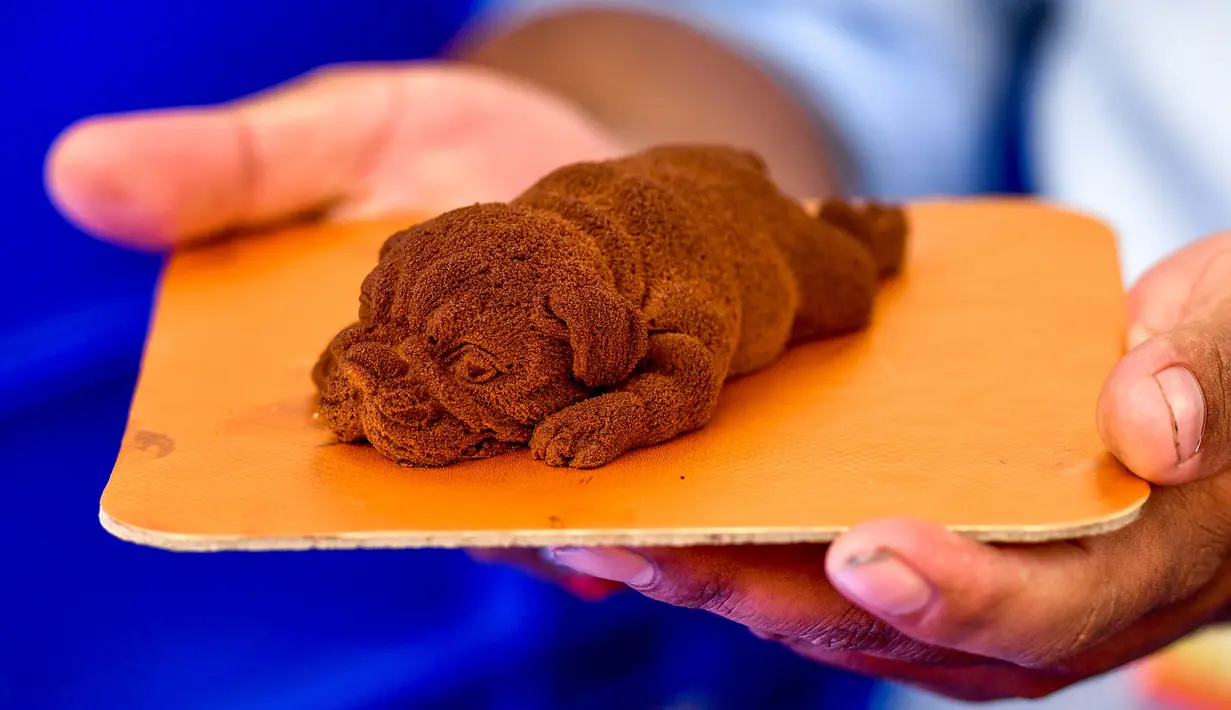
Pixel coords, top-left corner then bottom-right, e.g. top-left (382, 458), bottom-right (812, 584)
top-left (531, 393), bottom-right (647, 468)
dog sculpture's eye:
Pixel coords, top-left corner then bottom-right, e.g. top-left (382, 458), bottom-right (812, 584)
top-left (446, 345), bottom-right (502, 384)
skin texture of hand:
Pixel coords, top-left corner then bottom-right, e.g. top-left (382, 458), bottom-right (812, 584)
top-left (46, 62), bottom-right (623, 250)
top-left (550, 231), bottom-right (1231, 701)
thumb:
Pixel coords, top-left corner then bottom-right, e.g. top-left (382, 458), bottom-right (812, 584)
top-left (1098, 234), bottom-right (1231, 485)
top-left (824, 507), bottom-right (1224, 670)
top-left (45, 64), bottom-right (409, 250)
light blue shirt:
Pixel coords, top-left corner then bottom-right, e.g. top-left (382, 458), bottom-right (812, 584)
top-left (479, 0), bottom-right (1231, 284)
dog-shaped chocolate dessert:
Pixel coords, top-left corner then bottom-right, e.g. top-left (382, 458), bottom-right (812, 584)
top-left (313, 145), bottom-right (906, 468)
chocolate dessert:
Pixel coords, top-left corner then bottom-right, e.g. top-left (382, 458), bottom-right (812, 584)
top-left (313, 145), bottom-right (907, 468)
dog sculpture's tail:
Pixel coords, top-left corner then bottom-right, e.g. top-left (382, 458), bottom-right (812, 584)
top-left (799, 198), bottom-right (908, 279)
top-left (814, 199), bottom-right (908, 279)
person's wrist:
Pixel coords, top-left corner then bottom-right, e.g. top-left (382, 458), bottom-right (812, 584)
top-left (450, 6), bottom-right (841, 199)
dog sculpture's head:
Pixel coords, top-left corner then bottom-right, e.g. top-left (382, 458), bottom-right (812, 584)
top-left (313, 203), bottom-right (648, 466)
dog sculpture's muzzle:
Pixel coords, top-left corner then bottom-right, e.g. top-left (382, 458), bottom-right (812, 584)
top-left (320, 337), bottom-right (528, 466)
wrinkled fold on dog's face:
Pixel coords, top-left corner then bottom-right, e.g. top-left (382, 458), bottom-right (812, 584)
top-left (312, 203), bottom-right (647, 467)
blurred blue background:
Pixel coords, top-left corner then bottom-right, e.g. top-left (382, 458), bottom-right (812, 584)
top-left (0, 2), bottom-right (879, 708)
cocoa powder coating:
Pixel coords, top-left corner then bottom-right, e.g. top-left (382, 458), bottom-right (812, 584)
top-left (313, 145), bottom-right (908, 468)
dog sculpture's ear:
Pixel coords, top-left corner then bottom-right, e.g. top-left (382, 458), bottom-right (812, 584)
top-left (546, 280), bottom-right (648, 388)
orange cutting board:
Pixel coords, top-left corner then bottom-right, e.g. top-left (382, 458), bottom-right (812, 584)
top-left (99, 198), bottom-right (1150, 551)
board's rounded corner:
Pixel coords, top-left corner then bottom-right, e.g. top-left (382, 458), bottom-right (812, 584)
top-left (99, 505), bottom-right (151, 546)
top-left (962, 489), bottom-right (1149, 543)
top-left (98, 505), bottom-right (199, 552)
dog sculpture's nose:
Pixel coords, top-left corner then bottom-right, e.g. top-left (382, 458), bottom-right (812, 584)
top-left (381, 399), bottom-right (442, 427)
top-left (341, 361), bottom-right (375, 393)
top-left (340, 341), bottom-right (409, 393)
top-left (373, 379), bottom-right (446, 429)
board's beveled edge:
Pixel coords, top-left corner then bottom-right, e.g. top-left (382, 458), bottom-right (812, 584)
top-left (99, 493), bottom-right (1147, 553)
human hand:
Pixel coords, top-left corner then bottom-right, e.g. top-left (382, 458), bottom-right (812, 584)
top-left (46, 62), bottom-right (623, 250)
top-left (548, 231), bottom-right (1231, 701)
top-left (45, 61), bottom-right (625, 599)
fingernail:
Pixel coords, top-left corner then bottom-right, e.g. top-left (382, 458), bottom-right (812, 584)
top-left (539, 547), bottom-right (568, 567)
top-left (831, 549), bottom-right (933, 617)
top-left (1127, 325), bottom-right (1154, 350)
top-left (1155, 366), bottom-right (1206, 464)
top-left (550, 547), bottom-right (656, 587)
